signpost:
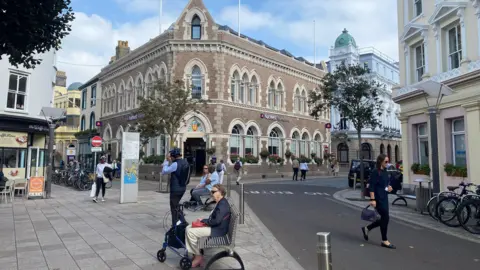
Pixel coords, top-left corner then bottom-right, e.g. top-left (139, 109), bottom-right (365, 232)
top-left (91, 136), bottom-right (103, 170)
top-left (120, 132), bottom-right (140, 204)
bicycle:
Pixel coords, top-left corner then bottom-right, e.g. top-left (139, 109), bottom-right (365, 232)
top-left (456, 185), bottom-right (480, 234)
top-left (436, 182), bottom-right (477, 227)
top-left (427, 186), bottom-right (463, 221)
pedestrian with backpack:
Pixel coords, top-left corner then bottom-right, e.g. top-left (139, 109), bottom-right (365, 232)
top-left (233, 157), bottom-right (242, 185)
top-left (216, 160), bottom-right (226, 184)
top-left (161, 148), bottom-right (191, 226)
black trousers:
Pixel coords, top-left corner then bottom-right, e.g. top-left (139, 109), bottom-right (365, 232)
top-left (95, 177), bottom-right (106, 198)
top-left (170, 192), bottom-right (184, 226)
top-left (367, 202), bottom-right (390, 241)
top-left (300, 170), bottom-right (307, 180)
top-left (292, 168), bottom-right (299, 181)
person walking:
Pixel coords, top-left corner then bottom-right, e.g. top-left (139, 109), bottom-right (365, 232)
top-left (361, 153), bottom-right (396, 249)
top-left (333, 159), bottom-right (340, 177)
top-left (292, 158), bottom-right (299, 181)
top-left (299, 159), bottom-right (309, 181)
top-left (161, 148), bottom-right (191, 226)
top-left (216, 160), bottom-right (226, 184)
top-left (233, 157), bottom-right (242, 185)
top-left (93, 156), bottom-right (111, 203)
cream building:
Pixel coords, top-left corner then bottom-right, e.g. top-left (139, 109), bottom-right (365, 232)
top-left (393, 0), bottom-right (480, 190)
top-left (53, 71), bottom-right (82, 164)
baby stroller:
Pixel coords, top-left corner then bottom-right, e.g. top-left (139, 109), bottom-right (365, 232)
top-left (157, 204), bottom-right (193, 270)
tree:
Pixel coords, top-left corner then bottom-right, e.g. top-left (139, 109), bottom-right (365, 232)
top-left (136, 80), bottom-right (207, 152)
top-left (309, 64), bottom-right (384, 194)
top-left (0, 0), bottom-right (75, 68)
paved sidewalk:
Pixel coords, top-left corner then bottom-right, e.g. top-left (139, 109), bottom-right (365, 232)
top-left (0, 184), bottom-right (304, 270)
top-left (333, 189), bottom-right (480, 244)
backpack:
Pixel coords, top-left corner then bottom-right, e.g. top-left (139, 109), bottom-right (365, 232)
top-left (234, 161), bottom-right (241, 171)
top-left (216, 163), bottom-right (223, 172)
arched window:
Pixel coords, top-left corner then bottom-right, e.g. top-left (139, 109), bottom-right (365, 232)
top-left (301, 90), bottom-right (307, 113)
top-left (89, 112), bottom-right (95, 130)
top-left (245, 127), bottom-right (257, 156)
top-left (249, 76), bottom-right (257, 105)
top-left (191, 15), bottom-right (201, 39)
top-left (338, 143), bottom-right (349, 163)
top-left (291, 131), bottom-right (300, 157)
top-left (294, 89), bottom-right (300, 111)
top-left (314, 134), bottom-right (322, 156)
top-left (387, 144), bottom-right (392, 161)
top-left (80, 116), bottom-right (85, 131)
top-left (276, 83), bottom-right (283, 109)
top-left (361, 143), bottom-right (372, 160)
top-left (191, 65), bottom-right (202, 99)
top-left (268, 81), bottom-right (275, 108)
top-left (395, 145), bottom-right (400, 162)
top-left (230, 125), bottom-right (243, 156)
top-left (240, 74), bottom-right (248, 103)
top-left (268, 128), bottom-right (282, 155)
top-left (300, 133), bottom-right (309, 156)
top-left (231, 71), bottom-right (240, 102)
top-left (380, 144), bottom-right (385, 154)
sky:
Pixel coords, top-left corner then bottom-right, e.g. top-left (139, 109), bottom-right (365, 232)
top-left (58, 0), bottom-right (399, 85)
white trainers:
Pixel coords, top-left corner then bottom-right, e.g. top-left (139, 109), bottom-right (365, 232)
top-left (101, 198), bottom-right (105, 202)
top-left (93, 198), bottom-right (97, 203)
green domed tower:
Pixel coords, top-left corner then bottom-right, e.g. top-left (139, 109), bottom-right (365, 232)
top-left (334, 28), bottom-right (357, 48)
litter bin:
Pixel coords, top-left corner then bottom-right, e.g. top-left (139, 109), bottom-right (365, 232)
top-left (414, 178), bottom-right (432, 214)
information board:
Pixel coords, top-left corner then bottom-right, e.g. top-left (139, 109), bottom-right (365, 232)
top-left (120, 132), bottom-right (140, 203)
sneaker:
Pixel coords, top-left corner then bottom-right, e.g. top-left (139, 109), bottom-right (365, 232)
top-left (93, 198), bottom-right (97, 203)
top-left (236, 181), bottom-right (239, 186)
top-left (101, 198), bottom-right (105, 202)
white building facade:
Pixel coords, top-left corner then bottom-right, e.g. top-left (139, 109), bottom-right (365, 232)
top-left (0, 51), bottom-right (56, 179)
top-left (327, 29), bottom-right (402, 165)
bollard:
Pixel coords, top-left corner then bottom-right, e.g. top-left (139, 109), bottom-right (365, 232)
top-left (239, 183), bottom-right (245, 224)
top-left (317, 232), bottom-right (332, 270)
top-left (227, 173), bottom-right (232, 198)
top-left (353, 173), bottom-right (356, 191)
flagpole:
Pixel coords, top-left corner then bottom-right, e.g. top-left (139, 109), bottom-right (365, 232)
top-left (314, 19), bottom-right (316, 66)
top-left (238, 0), bottom-right (241, 36)
top-left (159, 0), bottom-right (163, 34)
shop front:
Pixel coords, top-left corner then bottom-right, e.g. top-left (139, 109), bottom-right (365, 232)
top-left (0, 115), bottom-right (49, 180)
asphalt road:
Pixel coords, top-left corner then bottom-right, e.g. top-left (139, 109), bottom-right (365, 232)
top-left (236, 177), bottom-right (480, 270)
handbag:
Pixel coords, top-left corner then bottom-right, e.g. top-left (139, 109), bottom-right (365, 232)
top-left (90, 182), bottom-right (96, 198)
top-left (192, 220), bottom-right (207, 228)
top-left (103, 175), bottom-right (110, 183)
top-left (361, 205), bottom-right (379, 222)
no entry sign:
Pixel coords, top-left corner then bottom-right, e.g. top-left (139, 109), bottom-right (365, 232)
top-left (91, 136), bottom-right (103, 147)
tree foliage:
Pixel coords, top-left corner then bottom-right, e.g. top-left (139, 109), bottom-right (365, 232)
top-left (0, 0), bottom-right (75, 68)
top-left (309, 64), bottom-right (384, 132)
top-left (136, 80), bottom-right (207, 149)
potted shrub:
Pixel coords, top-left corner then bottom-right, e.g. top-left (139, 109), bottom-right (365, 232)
top-left (311, 153), bottom-right (317, 159)
top-left (230, 154), bottom-right (240, 163)
top-left (259, 149), bottom-right (270, 160)
top-left (444, 163), bottom-right (468, 177)
top-left (285, 150), bottom-right (292, 160)
top-left (244, 154), bottom-right (259, 164)
top-left (314, 157), bottom-right (323, 166)
top-left (411, 163), bottom-right (430, 175)
top-left (411, 163), bottom-right (420, 174)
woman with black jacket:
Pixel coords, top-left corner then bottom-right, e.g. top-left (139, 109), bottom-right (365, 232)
top-left (361, 154), bottom-right (396, 249)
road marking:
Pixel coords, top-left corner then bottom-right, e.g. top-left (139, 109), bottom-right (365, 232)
top-left (244, 190), bottom-right (330, 196)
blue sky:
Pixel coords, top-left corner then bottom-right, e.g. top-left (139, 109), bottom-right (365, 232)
top-left (59, 0), bottom-right (398, 84)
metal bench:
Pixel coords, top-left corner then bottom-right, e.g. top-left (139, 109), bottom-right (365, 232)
top-left (392, 184), bottom-right (417, 206)
top-left (198, 199), bottom-right (245, 269)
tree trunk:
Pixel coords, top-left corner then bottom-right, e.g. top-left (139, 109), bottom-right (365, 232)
top-left (358, 130), bottom-right (365, 199)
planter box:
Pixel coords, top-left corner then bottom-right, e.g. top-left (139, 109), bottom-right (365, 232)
top-left (443, 174), bottom-right (468, 190)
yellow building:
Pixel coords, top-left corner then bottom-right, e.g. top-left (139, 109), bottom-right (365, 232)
top-left (53, 71), bottom-right (82, 165)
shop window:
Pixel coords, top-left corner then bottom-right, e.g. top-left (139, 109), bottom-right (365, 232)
top-left (7, 72), bottom-right (28, 111)
top-left (0, 148), bottom-right (27, 169)
top-left (245, 127), bottom-right (257, 156)
top-left (230, 125), bottom-right (242, 156)
top-left (291, 132), bottom-right (300, 156)
top-left (268, 128), bottom-right (283, 155)
top-left (452, 119), bottom-right (466, 166)
top-left (417, 123), bottom-right (429, 165)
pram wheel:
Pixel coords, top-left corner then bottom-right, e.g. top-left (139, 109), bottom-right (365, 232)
top-left (179, 257), bottom-right (192, 270)
top-left (157, 249), bottom-right (166, 262)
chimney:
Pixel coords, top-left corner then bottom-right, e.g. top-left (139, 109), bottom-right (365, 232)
top-left (115, 40), bottom-right (130, 60)
top-left (56, 71), bottom-right (67, 87)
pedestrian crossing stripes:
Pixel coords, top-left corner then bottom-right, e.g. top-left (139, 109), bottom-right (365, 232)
top-left (244, 191), bottom-right (330, 196)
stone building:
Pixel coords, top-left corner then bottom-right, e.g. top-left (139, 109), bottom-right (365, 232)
top-left (89, 0), bottom-right (330, 175)
top-left (327, 29), bottom-right (402, 164)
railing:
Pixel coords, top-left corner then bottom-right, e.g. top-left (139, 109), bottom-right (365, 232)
top-left (358, 47), bottom-right (398, 65)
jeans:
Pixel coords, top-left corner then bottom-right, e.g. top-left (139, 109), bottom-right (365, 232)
top-left (300, 170), bottom-right (307, 180)
top-left (95, 177), bottom-right (106, 198)
top-left (170, 192), bottom-right (184, 226)
top-left (367, 203), bottom-right (390, 241)
top-left (292, 168), bottom-right (299, 181)
top-left (191, 188), bottom-right (210, 205)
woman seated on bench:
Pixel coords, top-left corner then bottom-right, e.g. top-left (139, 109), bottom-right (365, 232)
top-left (190, 165), bottom-right (219, 205)
top-left (186, 184), bottom-right (231, 268)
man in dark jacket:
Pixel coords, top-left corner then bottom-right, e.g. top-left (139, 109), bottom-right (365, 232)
top-left (161, 148), bottom-right (191, 226)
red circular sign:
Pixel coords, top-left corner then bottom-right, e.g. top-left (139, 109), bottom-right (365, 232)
top-left (91, 136), bottom-right (103, 147)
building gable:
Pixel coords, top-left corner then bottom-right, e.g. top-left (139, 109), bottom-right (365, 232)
top-left (172, 0), bottom-right (218, 40)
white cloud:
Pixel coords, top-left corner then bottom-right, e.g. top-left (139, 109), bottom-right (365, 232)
top-left (114, 0), bottom-right (161, 14)
top-left (57, 12), bottom-right (177, 84)
top-left (217, 5), bottom-right (274, 31)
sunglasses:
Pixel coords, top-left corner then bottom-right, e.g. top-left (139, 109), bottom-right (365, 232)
top-left (211, 190), bottom-right (218, 194)
top-left (203, 167), bottom-right (208, 170)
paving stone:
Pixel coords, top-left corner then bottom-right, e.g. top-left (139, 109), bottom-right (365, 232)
top-left (41, 243), bottom-right (65, 251)
top-left (105, 257), bottom-right (136, 268)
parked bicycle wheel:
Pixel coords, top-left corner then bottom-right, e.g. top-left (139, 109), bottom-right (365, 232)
top-left (105, 180), bottom-right (112, 189)
top-left (457, 197), bottom-right (480, 234)
top-left (437, 196), bottom-right (461, 227)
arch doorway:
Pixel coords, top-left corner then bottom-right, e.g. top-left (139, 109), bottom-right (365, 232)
top-left (387, 145), bottom-right (392, 162)
top-left (337, 143), bottom-right (349, 163)
top-left (360, 143), bottom-right (372, 160)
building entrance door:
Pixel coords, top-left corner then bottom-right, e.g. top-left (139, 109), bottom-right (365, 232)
top-left (27, 147), bottom-right (40, 179)
top-left (184, 138), bottom-right (206, 176)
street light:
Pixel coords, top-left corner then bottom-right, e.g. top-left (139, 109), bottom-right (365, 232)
top-left (414, 80), bottom-right (453, 194)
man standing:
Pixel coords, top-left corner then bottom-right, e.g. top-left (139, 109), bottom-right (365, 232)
top-left (161, 148), bottom-right (191, 226)
top-left (292, 158), bottom-right (299, 181)
top-left (234, 157), bottom-right (242, 185)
